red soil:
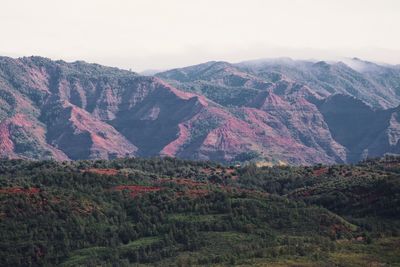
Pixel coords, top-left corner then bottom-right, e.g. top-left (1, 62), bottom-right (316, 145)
top-left (313, 167), bottom-right (328, 176)
top-left (156, 178), bottom-right (211, 198)
top-left (11, 113), bottom-right (34, 128)
top-left (160, 123), bottom-right (190, 156)
top-left (382, 162), bottom-right (400, 168)
top-left (68, 104), bottom-right (137, 158)
top-left (24, 63), bottom-right (51, 93)
top-left (0, 187), bottom-right (40, 195)
top-left (0, 121), bottom-right (14, 154)
top-left (201, 168), bottom-right (213, 175)
top-left (113, 185), bottom-right (162, 197)
top-left (184, 189), bottom-right (210, 197)
top-left (225, 168), bottom-right (238, 180)
top-left (0, 114), bottom-right (33, 156)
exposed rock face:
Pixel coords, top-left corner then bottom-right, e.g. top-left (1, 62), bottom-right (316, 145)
top-left (318, 94), bottom-right (400, 162)
top-left (42, 102), bottom-right (137, 160)
top-left (157, 58), bottom-right (400, 163)
top-left (236, 58), bottom-right (400, 109)
top-left (1, 56), bottom-right (400, 164)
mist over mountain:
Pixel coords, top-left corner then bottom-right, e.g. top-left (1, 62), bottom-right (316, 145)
top-left (1, 56), bottom-right (400, 164)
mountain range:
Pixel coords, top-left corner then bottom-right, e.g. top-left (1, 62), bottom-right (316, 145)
top-left (1, 56), bottom-right (400, 164)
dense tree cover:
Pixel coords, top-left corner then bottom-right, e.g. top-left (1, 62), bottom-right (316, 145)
top-left (0, 156), bottom-right (399, 266)
top-left (164, 80), bottom-right (260, 107)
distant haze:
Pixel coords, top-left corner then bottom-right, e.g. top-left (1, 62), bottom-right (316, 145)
top-left (1, 0), bottom-right (400, 71)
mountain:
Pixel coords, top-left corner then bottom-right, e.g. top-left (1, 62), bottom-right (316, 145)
top-left (1, 56), bottom-right (400, 164)
top-left (157, 58), bottom-right (400, 163)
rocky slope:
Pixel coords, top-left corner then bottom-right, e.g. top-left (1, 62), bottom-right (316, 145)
top-left (0, 56), bottom-right (400, 164)
top-left (157, 58), bottom-right (400, 163)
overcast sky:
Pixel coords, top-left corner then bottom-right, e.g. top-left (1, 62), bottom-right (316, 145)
top-left (1, 0), bottom-right (399, 71)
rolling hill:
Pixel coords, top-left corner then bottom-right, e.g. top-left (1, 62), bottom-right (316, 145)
top-left (0, 156), bottom-right (399, 266)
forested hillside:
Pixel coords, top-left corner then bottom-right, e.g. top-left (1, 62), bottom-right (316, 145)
top-left (1, 156), bottom-right (400, 266)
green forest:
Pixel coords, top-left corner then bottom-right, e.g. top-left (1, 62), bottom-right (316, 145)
top-left (0, 156), bottom-right (400, 266)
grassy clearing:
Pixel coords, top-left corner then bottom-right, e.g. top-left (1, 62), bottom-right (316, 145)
top-left (153, 237), bottom-right (400, 266)
top-left (119, 236), bottom-right (161, 252)
top-left (237, 237), bottom-right (400, 267)
top-left (60, 246), bottom-right (109, 267)
top-left (330, 237), bottom-right (400, 267)
top-left (61, 236), bottom-right (161, 266)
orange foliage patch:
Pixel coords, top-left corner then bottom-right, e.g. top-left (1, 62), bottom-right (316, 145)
top-left (84, 168), bottom-right (119, 176)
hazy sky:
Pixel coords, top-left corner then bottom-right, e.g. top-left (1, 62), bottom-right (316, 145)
top-left (1, 0), bottom-right (399, 71)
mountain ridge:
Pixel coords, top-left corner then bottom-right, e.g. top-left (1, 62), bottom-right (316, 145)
top-left (1, 55), bottom-right (400, 164)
